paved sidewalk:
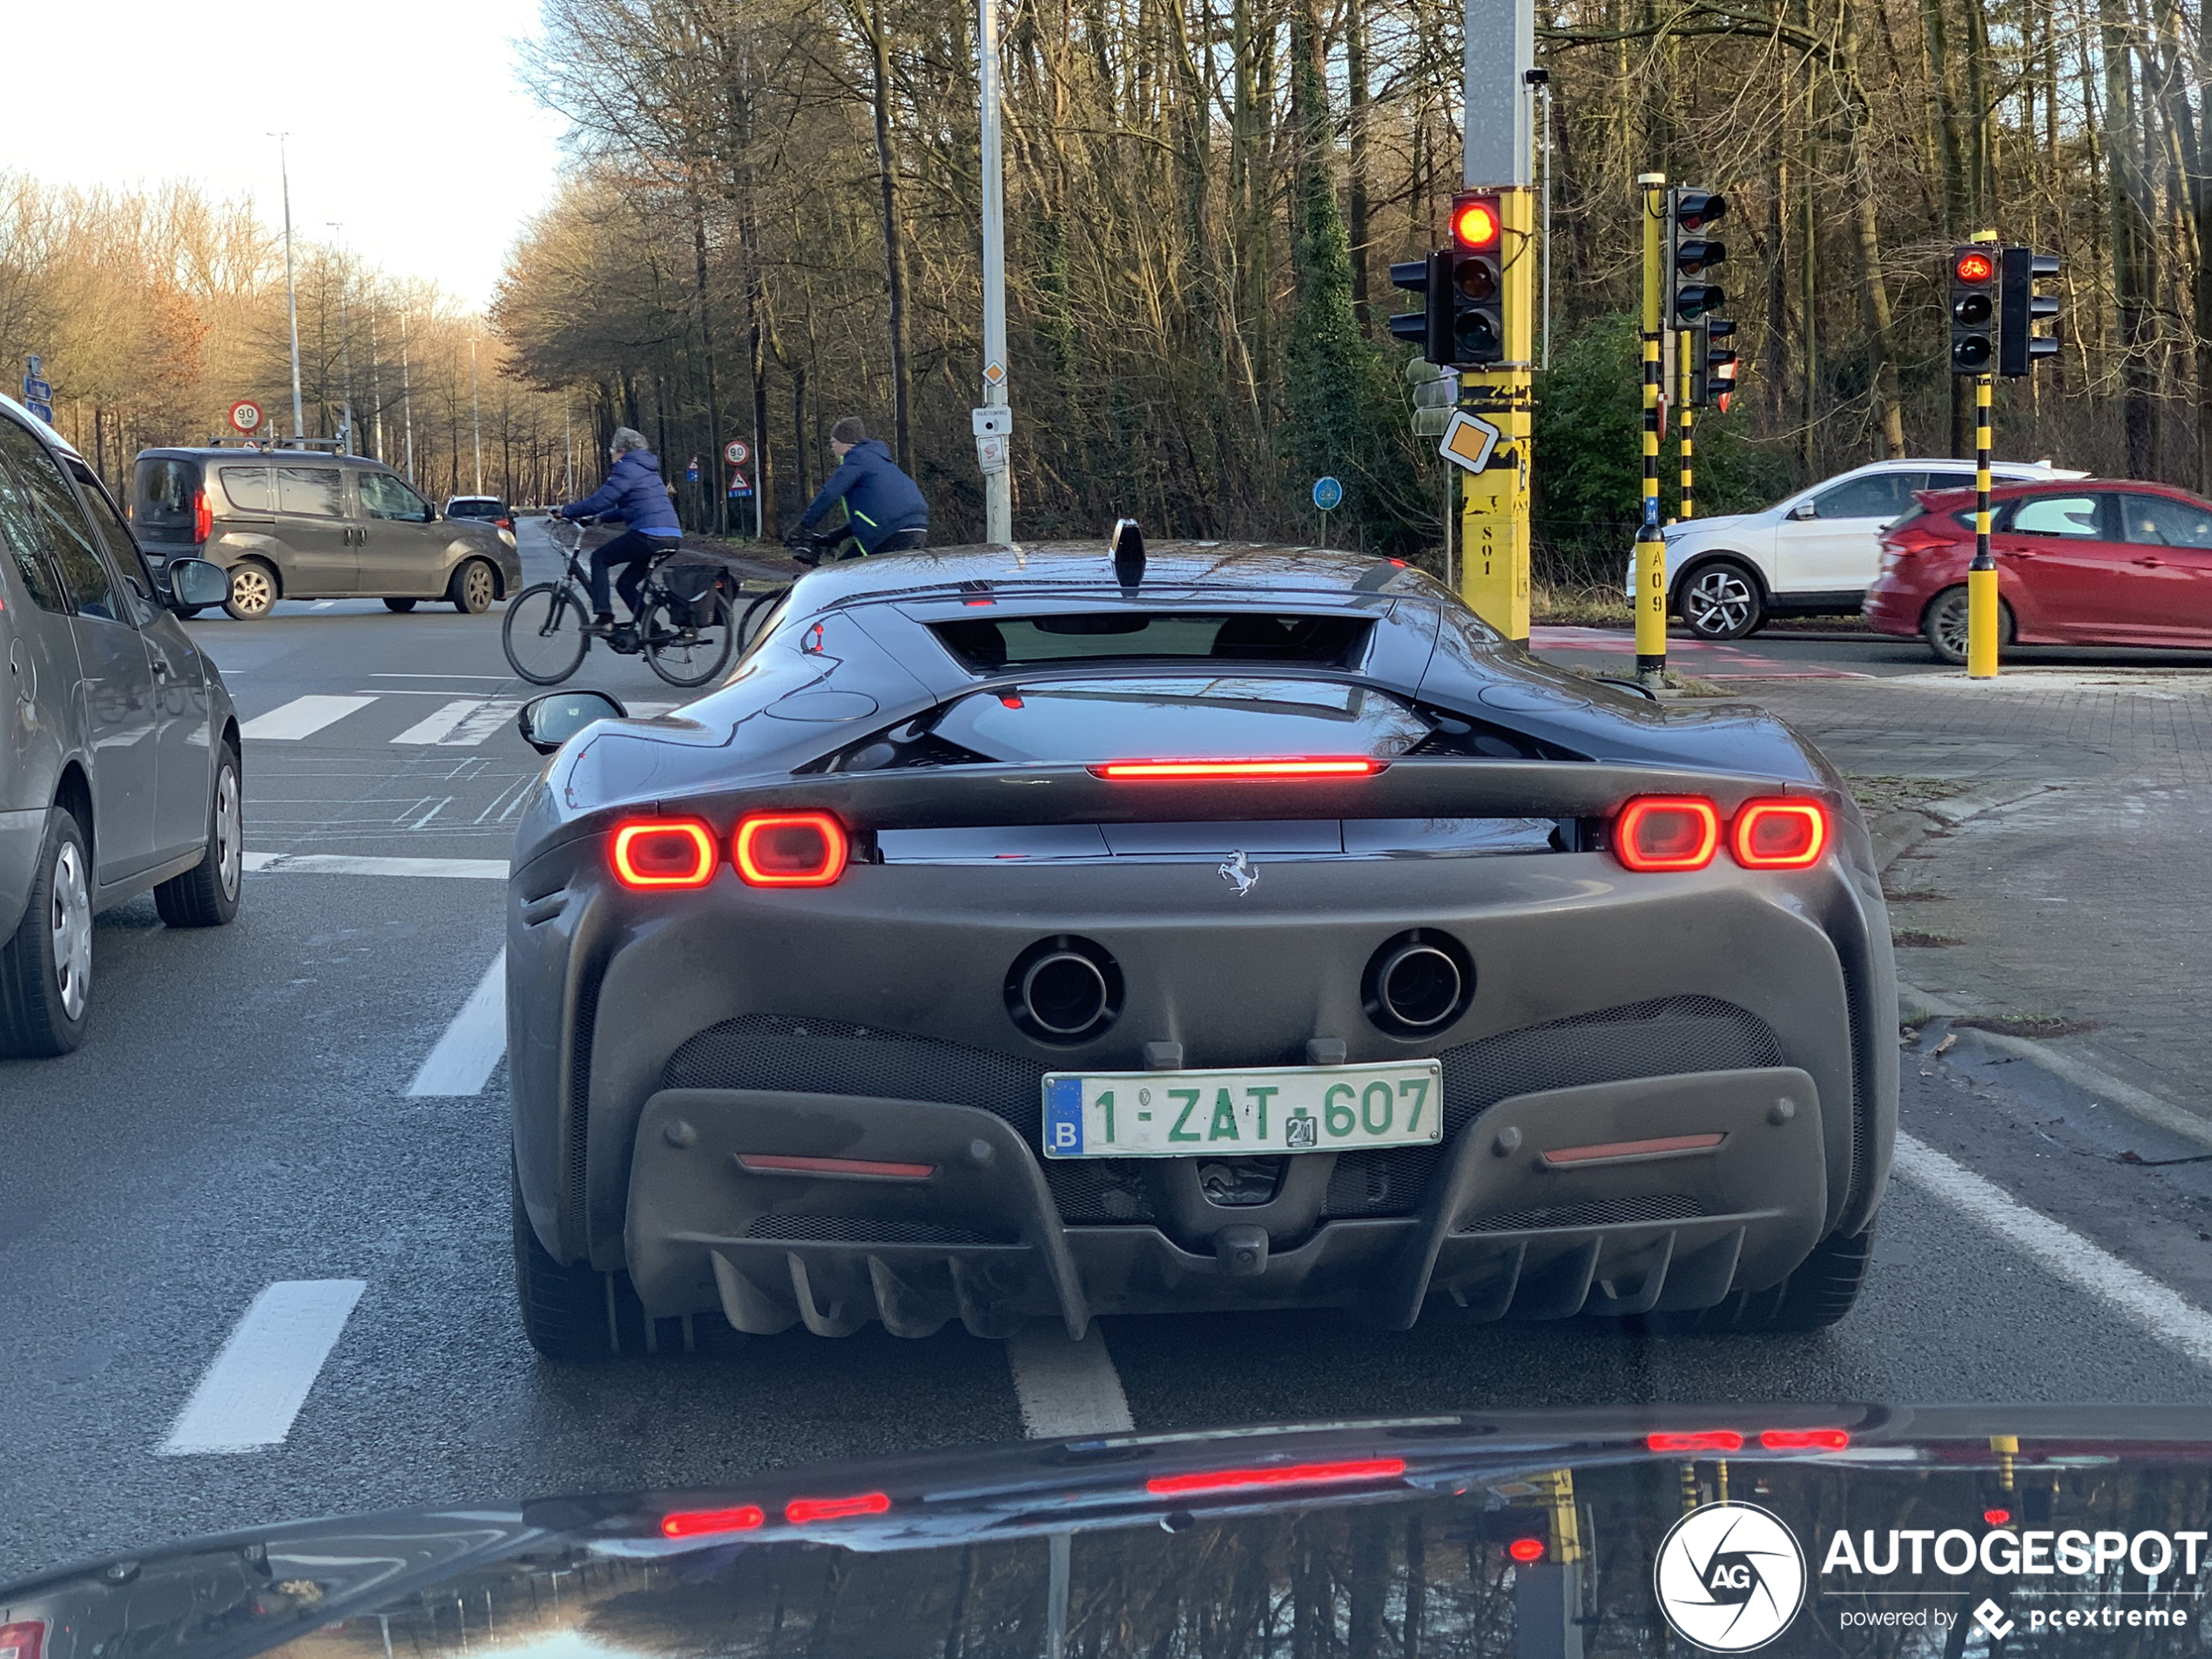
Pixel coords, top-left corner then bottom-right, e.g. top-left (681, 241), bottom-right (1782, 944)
top-left (1723, 671), bottom-right (2212, 1121)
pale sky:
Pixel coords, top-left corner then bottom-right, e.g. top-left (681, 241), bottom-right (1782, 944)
top-left (0, 0), bottom-right (569, 311)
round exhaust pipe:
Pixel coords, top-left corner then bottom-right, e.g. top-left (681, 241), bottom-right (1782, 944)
top-left (1362, 930), bottom-right (1474, 1037)
top-left (1006, 935), bottom-right (1123, 1043)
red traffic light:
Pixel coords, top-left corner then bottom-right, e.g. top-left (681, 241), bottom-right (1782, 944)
top-left (1453, 196), bottom-right (1501, 251)
top-left (1954, 250), bottom-right (1995, 284)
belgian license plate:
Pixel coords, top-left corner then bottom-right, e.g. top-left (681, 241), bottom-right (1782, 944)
top-left (1041, 1062), bottom-right (1444, 1159)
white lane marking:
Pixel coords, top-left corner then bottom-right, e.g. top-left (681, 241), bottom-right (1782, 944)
top-left (239, 695), bottom-right (377, 741)
top-left (1006, 1325), bottom-right (1134, 1437)
top-left (442, 698), bottom-right (523, 746)
top-left (407, 951), bottom-right (508, 1096)
top-left (1896, 1132), bottom-right (2212, 1368)
top-left (158, 1279), bottom-right (367, 1455)
top-left (391, 698), bottom-right (483, 744)
top-left (242, 852), bottom-right (508, 879)
top-left (407, 797), bottom-right (453, 830)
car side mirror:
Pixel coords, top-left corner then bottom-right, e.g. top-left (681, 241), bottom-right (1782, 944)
top-left (1789, 501), bottom-right (1817, 521)
top-left (167, 557), bottom-right (230, 610)
top-left (517, 690), bottom-right (627, 754)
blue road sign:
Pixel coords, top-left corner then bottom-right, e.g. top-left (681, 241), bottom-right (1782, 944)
top-left (22, 377), bottom-right (51, 403)
top-left (686, 464), bottom-right (699, 482)
top-left (1312, 475), bottom-right (1344, 512)
top-left (25, 400), bottom-right (53, 424)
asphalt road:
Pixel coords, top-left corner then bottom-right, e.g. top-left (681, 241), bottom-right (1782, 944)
top-left (6, 532), bottom-right (2212, 1582)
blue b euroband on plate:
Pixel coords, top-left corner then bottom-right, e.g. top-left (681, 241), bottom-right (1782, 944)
top-left (1042, 1061), bottom-right (1445, 1159)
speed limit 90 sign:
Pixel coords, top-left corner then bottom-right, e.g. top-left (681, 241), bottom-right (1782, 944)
top-left (228, 400), bottom-right (263, 434)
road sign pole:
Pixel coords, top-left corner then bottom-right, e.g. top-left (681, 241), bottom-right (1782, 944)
top-left (1635, 172), bottom-right (1668, 685)
top-left (978, 0), bottom-right (1013, 544)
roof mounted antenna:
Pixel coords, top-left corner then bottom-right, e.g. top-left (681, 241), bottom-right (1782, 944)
top-left (1109, 516), bottom-right (1145, 588)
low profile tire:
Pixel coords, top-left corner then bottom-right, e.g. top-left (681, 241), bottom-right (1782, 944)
top-left (1639, 1226), bottom-right (1875, 1335)
top-left (154, 743), bottom-right (242, 928)
top-left (382, 597), bottom-right (418, 613)
top-left (174, 605), bottom-right (206, 619)
top-left (222, 560), bottom-right (278, 622)
top-left (1676, 557), bottom-right (1764, 640)
top-left (0, 806), bottom-right (93, 1057)
top-left (450, 558), bottom-right (496, 615)
top-left (1921, 584), bottom-right (2015, 665)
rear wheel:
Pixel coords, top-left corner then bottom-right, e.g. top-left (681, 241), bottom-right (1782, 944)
top-left (0, 806), bottom-right (93, 1056)
top-left (1922, 584), bottom-right (2016, 665)
top-left (222, 560), bottom-right (277, 621)
top-left (450, 558), bottom-right (496, 615)
top-left (642, 589), bottom-right (735, 688)
top-left (382, 597), bottom-right (417, 614)
top-left (154, 743), bottom-right (242, 928)
top-left (1677, 557), bottom-right (1764, 640)
top-left (502, 582), bottom-right (590, 685)
top-left (1641, 1227), bottom-right (1875, 1334)
top-left (511, 1161), bottom-right (738, 1358)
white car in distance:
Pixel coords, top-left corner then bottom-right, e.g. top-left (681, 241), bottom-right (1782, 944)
top-left (1630, 456), bottom-right (2086, 639)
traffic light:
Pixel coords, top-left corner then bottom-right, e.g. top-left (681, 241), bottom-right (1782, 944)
top-left (1388, 249), bottom-right (1452, 365)
top-left (1689, 319), bottom-right (1738, 413)
top-left (1999, 247), bottom-right (2060, 376)
top-left (1666, 189), bottom-right (1727, 327)
top-left (1447, 192), bottom-right (1506, 368)
top-left (1950, 246), bottom-right (1997, 373)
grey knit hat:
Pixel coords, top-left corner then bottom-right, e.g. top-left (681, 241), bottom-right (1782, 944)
top-left (610, 427), bottom-right (649, 455)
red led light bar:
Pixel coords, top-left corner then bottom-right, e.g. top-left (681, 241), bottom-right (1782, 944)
top-left (610, 819), bottom-right (718, 888)
top-left (734, 1154), bottom-right (934, 1181)
top-left (1542, 1133), bottom-right (1724, 1167)
top-left (786, 1492), bottom-right (893, 1524)
top-left (1647, 1431), bottom-right (1744, 1453)
top-left (733, 812), bottom-right (849, 887)
top-left (1507, 1538), bottom-right (1546, 1564)
top-left (1759, 1428), bottom-right (1851, 1451)
top-left (1984, 1507), bottom-right (2013, 1527)
top-left (1732, 799), bottom-right (1830, 869)
top-left (659, 1505), bottom-right (765, 1538)
top-left (1145, 1457), bottom-right (1407, 1496)
top-left (1090, 757), bottom-right (1383, 781)
top-left (1614, 797), bottom-right (1722, 872)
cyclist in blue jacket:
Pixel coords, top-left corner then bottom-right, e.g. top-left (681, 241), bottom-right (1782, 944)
top-left (558, 428), bottom-right (682, 634)
top-left (792, 416), bottom-right (927, 563)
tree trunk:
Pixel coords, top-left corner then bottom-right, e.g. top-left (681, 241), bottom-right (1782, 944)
top-left (691, 191), bottom-right (726, 537)
top-left (2196, 0), bottom-right (2212, 489)
top-left (1839, 0), bottom-right (1909, 458)
top-left (860, 0), bottom-right (915, 473)
top-left (1346, 0), bottom-right (1371, 330)
top-left (2101, 0), bottom-right (2156, 475)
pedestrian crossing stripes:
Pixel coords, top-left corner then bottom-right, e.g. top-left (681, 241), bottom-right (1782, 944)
top-left (241, 692), bottom-right (679, 747)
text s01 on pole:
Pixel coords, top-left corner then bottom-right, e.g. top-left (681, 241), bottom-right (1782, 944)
top-left (1634, 173), bottom-right (1668, 685)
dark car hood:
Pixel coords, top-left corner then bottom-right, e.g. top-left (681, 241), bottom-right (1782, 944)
top-left (12, 1407), bottom-right (2212, 1659)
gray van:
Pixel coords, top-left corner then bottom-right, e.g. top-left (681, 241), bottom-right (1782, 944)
top-left (132, 442), bottom-right (523, 620)
top-left (1, 396), bottom-right (241, 1056)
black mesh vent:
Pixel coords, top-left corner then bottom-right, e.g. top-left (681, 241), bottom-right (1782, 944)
top-left (1325, 995), bottom-right (1783, 1218)
top-left (1462, 1193), bottom-right (1710, 1233)
top-left (743, 1214), bottom-right (1013, 1246)
top-left (662, 1015), bottom-right (1153, 1222)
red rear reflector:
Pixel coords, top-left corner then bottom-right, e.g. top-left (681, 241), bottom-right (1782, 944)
top-left (1732, 799), bottom-right (1829, 869)
top-left (1507, 1537), bottom-right (1546, 1563)
top-left (1984, 1507), bottom-right (2013, 1527)
top-left (1648, 1431), bottom-right (1744, 1453)
top-left (1145, 1457), bottom-right (1406, 1496)
top-left (193, 489), bottom-right (212, 545)
top-left (786, 1492), bottom-right (891, 1524)
top-left (1091, 757), bottom-right (1382, 781)
top-left (733, 812), bottom-right (848, 887)
top-left (660, 1505), bottom-right (765, 1538)
top-left (1760, 1428), bottom-right (1851, 1451)
top-left (0, 1624), bottom-right (47, 1659)
top-left (1614, 797), bottom-right (1721, 871)
top-left (735, 1154), bottom-right (934, 1181)
top-left (610, 819), bottom-right (717, 888)
top-left (1541, 1133), bottom-right (1724, 1167)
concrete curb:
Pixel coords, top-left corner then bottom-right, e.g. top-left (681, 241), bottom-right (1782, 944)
top-left (1869, 779), bottom-right (2212, 1156)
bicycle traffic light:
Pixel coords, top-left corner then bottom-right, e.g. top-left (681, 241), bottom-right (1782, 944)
top-left (1689, 319), bottom-right (1738, 413)
top-left (1999, 247), bottom-right (2060, 376)
top-left (1446, 192), bottom-right (1507, 368)
top-left (1666, 189), bottom-right (1727, 327)
top-left (1949, 246), bottom-right (1997, 374)
top-left (1387, 248), bottom-right (1453, 365)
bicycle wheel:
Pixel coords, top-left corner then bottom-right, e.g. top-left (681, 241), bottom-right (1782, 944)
top-left (642, 590), bottom-right (736, 688)
top-left (503, 582), bottom-right (591, 685)
top-left (738, 586), bottom-right (786, 650)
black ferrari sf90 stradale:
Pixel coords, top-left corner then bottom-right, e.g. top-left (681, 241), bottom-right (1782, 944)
top-left (504, 534), bottom-right (1894, 1357)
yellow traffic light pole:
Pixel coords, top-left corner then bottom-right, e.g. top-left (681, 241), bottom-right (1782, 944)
top-left (1967, 370), bottom-right (1998, 678)
top-left (1458, 185), bottom-right (1536, 641)
top-left (1634, 172), bottom-right (1668, 685)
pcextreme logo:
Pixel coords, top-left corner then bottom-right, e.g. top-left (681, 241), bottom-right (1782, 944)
top-left (1654, 1502), bottom-right (1810, 1652)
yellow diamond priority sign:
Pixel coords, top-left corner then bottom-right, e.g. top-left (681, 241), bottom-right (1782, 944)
top-left (1438, 411), bottom-right (1501, 474)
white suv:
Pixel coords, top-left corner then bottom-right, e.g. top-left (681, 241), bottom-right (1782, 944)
top-left (1632, 456), bottom-right (2085, 638)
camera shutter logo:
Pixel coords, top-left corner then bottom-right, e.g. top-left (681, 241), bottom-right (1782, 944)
top-left (1653, 1502), bottom-right (1807, 1651)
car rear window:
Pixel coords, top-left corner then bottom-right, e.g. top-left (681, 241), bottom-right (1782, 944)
top-left (218, 465), bottom-right (273, 512)
top-left (932, 611), bottom-right (1372, 671)
top-left (929, 676), bottom-right (1429, 765)
top-left (448, 498), bottom-right (502, 517)
top-left (133, 456), bottom-right (201, 532)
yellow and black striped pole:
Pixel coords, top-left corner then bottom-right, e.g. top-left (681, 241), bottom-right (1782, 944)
top-left (1635, 172), bottom-right (1667, 685)
top-left (1678, 319), bottom-right (1696, 523)
top-left (1966, 369), bottom-right (1998, 678)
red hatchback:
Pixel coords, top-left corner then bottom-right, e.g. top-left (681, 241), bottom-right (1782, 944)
top-left (1865, 478), bottom-right (2212, 662)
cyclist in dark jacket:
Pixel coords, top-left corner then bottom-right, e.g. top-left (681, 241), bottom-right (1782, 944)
top-left (793, 416), bottom-right (927, 561)
top-left (559, 428), bottom-right (682, 630)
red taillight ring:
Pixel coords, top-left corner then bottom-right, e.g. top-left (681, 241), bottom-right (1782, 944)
top-left (610, 819), bottom-right (718, 888)
top-left (1613, 796), bottom-right (1723, 872)
top-left (1732, 799), bottom-right (1830, 869)
top-left (733, 811), bottom-right (849, 887)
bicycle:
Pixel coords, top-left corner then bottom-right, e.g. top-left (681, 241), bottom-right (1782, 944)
top-left (502, 518), bottom-right (738, 689)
